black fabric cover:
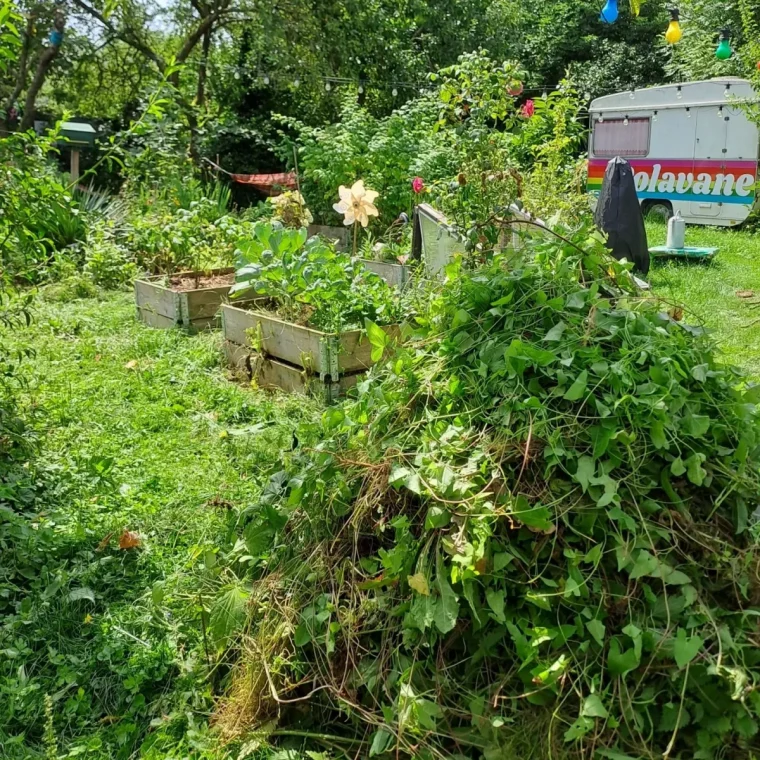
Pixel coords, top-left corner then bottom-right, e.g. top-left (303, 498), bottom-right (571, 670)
top-left (593, 156), bottom-right (650, 275)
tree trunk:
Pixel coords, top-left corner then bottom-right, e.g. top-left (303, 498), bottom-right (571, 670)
top-left (19, 7), bottom-right (65, 132)
top-left (195, 24), bottom-right (212, 107)
top-left (1, 12), bottom-right (36, 132)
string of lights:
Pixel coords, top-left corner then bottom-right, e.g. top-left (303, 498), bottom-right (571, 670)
top-left (225, 65), bottom-right (591, 100)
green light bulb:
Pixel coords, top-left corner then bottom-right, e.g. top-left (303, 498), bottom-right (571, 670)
top-left (716, 30), bottom-right (732, 60)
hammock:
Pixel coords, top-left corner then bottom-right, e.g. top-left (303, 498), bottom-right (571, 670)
top-left (203, 159), bottom-right (297, 195)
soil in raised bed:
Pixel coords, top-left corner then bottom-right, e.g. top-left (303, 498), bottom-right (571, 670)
top-left (169, 273), bottom-right (235, 292)
top-left (231, 297), bottom-right (317, 328)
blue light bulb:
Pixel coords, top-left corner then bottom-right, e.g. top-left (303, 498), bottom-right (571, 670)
top-left (600, 0), bottom-right (619, 23)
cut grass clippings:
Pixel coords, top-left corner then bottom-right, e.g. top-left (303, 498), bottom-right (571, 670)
top-left (0, 290), bottom-right (320, 760)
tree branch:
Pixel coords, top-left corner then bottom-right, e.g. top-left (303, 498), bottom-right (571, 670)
top-left (3, 11), bottom-right (36, 127)
top-left (19, 7), bottom-right (66, 131)
top-left (70, 0), bottom-right (166, 72)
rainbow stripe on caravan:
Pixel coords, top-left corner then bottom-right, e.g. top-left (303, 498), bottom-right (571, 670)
top-left (587, 158), bottom-right (758, 204)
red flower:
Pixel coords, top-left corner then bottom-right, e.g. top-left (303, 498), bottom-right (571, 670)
top-left (521, 100), bottom-right (535, 118)
top-left (412, 176), bottom-right (425, 194)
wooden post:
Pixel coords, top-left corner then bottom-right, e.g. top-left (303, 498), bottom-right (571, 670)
top-left (70, 149), bottom-right (80, 183)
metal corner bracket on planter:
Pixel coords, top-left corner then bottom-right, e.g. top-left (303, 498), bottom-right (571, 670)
top-left (134, 268), bottom-right (234, 331)
top-left (220, 302), bottom-right (401, 402)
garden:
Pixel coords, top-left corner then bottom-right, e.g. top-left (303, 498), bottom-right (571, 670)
top-left (4, 1), bottom-right (760, 760)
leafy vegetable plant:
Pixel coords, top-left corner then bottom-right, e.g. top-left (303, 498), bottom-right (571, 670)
top-left (231, 222), bottom-right (403, 332)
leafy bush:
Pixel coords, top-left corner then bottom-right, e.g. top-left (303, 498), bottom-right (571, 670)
top-left (516, 84), bottom-right (590, 222)
top-left (40, 275), bottom-right (99, 303)
top-left (220, 223), bottom-right (760, 759)
top-left (231, 222), bottom-right (403, 331)
top-left (127, 202), bottom-right (256, 275)
top-left (280, 52), bottom-right (527, 227)
top-left (83, 228), bottom-right (138, 289)
top-left (0, 130), bottom-right (88, 281)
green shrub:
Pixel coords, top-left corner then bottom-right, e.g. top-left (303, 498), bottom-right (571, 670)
top-left (40, 275), bottom-right (98, 303)
top-left (280, 51), bottom-right (526, 227)
top-left (83, 231), bottom-right (138, 289)
top-left (0, 130), bottom-right (87, 280)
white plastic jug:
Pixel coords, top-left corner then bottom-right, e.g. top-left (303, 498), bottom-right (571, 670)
top-left (667, 210), bottom-right (686, 250)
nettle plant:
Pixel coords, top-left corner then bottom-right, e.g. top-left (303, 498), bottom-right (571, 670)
top-left (230, 222), bottom-right (403, 332)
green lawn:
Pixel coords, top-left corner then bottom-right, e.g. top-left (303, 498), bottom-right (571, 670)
top-left (647, 221), bottom-right (760, 377)
top-left (4, 225), bottom-right (760, 757)
top-left (1, 291), bottom-right (318, 759)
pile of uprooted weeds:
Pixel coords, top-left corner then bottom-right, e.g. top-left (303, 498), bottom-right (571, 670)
top-left (217, 223), bottom-right (760, 760)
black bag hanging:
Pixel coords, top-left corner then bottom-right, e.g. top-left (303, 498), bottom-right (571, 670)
top-left (593, 156), bottom-right (650, 275)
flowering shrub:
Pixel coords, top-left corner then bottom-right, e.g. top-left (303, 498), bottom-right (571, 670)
top-left (267, 190), bottom-right (313, 228)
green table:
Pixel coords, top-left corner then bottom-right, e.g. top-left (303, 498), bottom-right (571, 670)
top-left (649, 245), bottom-right (718, 261)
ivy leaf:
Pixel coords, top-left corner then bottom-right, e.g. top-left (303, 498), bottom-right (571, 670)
top-left (683, 414), bottom-right (710, 438)
top-left (486, 588), bottom-right (506, 623)
top-left (506, 621), bottom-right (532, 662)
top-left (628, 549), bottom-right (658, 580)
top-left (596, 751), bottom-right (641, 760)
top-left (434, 553), bottom-right (459, 634)
top-left (566, 290), bottom-right (586, 310)
top-left (650, 420), bottom-right (668, 450)
top-left (364, 319), bottom-right (389, 362)
top-left (416, 699), bottom-right (442, 730)
top-left (607, 637), bottom-right (640, 676)
top-left (369, 729), bottom-right (392, 757)
top-left (574, 456), bottom-right (595, 492)
top-left (670, 457), bottom-right (686, 476)
top-left (564, 371), bottom-right (589, 401)
top-left (582, 694), bottom-right (609, 719)
top-left (564, 716), bottom-right (593, 741)
top-left (673, 628), bottom-right (703, 668)
top-left (512, 501), bottom-right (554, 533)
top-left (586, 618), bottom-right (606, 647)
top-left (544, 321), bottom-right (566, 341)
top-left (493, 551), bottom-right (515, 572)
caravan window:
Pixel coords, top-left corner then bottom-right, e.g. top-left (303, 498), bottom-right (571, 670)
top-left (593, 118), bottom-right (650, 158)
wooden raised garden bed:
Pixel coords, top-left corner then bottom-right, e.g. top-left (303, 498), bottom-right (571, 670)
top-left (359, 259), bottom-right (411, 289)
top-left (221, 302), bottom-right (401, 401)
top-left (134, 268), bottom-right (234, 331)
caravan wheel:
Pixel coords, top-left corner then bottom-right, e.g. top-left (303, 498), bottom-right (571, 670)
top-left (642, 200), bottom-right (673, 223)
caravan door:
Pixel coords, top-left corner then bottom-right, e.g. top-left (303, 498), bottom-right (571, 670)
top-left (690, 108), bottom-right (727, 218)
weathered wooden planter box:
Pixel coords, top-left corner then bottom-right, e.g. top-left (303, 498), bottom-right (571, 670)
top-left (221, 302), bottom-right (401, 401)
top-left (134, 268), bottom-right (234, 331)
top-left (360, 259), bottom-right (412, 289)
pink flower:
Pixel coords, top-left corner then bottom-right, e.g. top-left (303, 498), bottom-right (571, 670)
top-left (412, 176), bottom-right (425, 194)
top-left (508, 82), bottom-right (524, 97)
top-left (521, 99), bottom-right (535, 118)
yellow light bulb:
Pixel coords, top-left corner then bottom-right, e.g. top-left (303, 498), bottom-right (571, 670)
top-left (665, 20), bottom-right (682, 44)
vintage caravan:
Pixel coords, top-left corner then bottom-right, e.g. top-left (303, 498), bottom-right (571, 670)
top-left (588, 78), bottom-right (758, 226)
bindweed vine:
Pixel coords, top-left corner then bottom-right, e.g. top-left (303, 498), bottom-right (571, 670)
top-left (219, 222), bottom-right (760, 760)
